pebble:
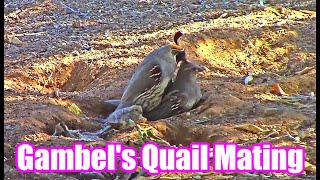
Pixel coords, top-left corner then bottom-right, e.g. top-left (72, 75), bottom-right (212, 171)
top-left (244, 75), bottom-right (254, 85)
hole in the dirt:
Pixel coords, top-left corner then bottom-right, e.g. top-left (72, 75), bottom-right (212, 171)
top-left (59, 61), bottom-right (108, 92)
top-left (13, 104), bottom-right (103, 138)
top-left (153, 121), bottom-right (219, 146)
top-left (17, 59), bottom-right (118, 94)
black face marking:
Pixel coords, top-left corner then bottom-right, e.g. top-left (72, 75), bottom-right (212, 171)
top-left (176, 51), bottom-right (187, 63)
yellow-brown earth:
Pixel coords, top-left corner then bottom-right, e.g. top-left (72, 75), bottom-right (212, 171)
top-left (4, 0), bottom-right (316, 179)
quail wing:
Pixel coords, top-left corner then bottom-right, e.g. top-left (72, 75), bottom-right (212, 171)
top-left (119, 60), bottom-right (168, 110)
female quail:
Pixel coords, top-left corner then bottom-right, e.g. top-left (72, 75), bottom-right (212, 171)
top-left (144, 60), bottom-right (205, 120)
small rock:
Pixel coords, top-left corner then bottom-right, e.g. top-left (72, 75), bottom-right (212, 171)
top-left (81, 44), bottom-right (91, 50)
top-left (51, 89), bottom-right (59, 98)
top-left (72, 21), bottom-right (81, 28)
top-left (310, 91), bottom-right (315, 97)
top-left (244, 75), bottom-right (254, 85)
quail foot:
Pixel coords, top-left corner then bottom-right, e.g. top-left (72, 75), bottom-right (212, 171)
top-left (116, 32), bottom-right (187, 114)
top-left (144, 60), bottom-right (206, 121)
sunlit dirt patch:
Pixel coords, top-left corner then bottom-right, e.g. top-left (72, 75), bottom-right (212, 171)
top-left (178, 11), bottom-right (315, 78)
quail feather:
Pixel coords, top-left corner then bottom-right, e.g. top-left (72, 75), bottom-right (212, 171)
top-left (85, 105), bottom-right (143, 137)
top-left (144, 60), bottom-right (205, 121)
top-left (116, 32), bottom-right (187, 113)
top-left (103, 99), bottom-right (121, 107)
top-left (97, 105), bottom-right (143, 124)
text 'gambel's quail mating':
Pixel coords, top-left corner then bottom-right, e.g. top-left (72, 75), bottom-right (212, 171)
top-left (16, 142), bottom-right (305, 175)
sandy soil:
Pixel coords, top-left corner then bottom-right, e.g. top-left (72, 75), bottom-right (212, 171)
top-left (4, 0), bottom-right (316, 179)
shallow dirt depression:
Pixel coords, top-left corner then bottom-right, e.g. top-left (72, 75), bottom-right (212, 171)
top-left (4, 1), bottom-right (316, 179)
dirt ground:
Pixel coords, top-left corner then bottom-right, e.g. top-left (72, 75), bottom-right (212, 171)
top-left (4, 0), bottom-right (316, 179)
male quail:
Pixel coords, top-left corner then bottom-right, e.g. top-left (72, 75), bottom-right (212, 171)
top-left (144, 60), bottom-right (205, 121)
top-left (116, 41), bottom-right (186, 113)
top-left (104, 31), bottom-right (186, 109)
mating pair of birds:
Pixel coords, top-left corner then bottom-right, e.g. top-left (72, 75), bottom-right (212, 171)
top-left (100, 31), bottom-right (205, 125)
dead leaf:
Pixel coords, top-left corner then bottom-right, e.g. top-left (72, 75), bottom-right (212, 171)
top-left (276, 99), bottom-right (304, 106)
top-left (299, 10), bottom-right (316, 17)
top-left (295, 66), bottom-right (316, 75)
top-left (67, 103), bottom-right (83, 115)
top-left (53, 98), bottom-right (70, 107)
top-left (296, 128), bottom-right (314, 141)
top-left (8, 35), bottom-right (23, 45)
top-left (235, 124), bottom-right (265, 133)
top-left (305, 161), bottom-right (316, 173)
top-left (158, 177), bottom-right (182, 180)
top-left (272, 83), bottom-right (288, 96)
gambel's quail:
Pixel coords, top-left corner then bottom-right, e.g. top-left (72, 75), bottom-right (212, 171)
top-left (144, 60), bottom-right (205, 121)
top-left (104, 31), bottom-right (186, 112)
top-left (116, 39), bottom-right (187, 113)
top-left (85, 105), bottom-right (143, 137)
top-left (97, 105), bottom-right (143, 124)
